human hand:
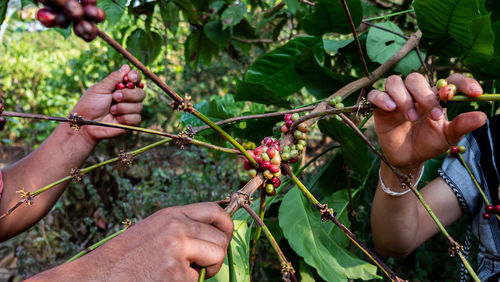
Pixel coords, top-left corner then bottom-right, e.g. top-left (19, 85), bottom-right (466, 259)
top-left (367, 73), bottom-right (487, 171)
top-left (86, 202), bottom-right (233, 281)
top-left (71, 64), bottom-right (145, 143)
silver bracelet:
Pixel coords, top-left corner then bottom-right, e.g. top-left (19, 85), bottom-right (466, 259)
top-left (379, 166), bottom-right (425, 197)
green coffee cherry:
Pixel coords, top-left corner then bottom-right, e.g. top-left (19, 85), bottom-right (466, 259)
top-left (335, 102), bottom-right (344, 109)
top-left (291, 113), bottom-right (300, 121)
top-left (281, 152), bottom-right (291, 161)
top-left (436, 79), bottom-right (447, 90)
top-left (290, 149), bottom-right (299, 159)
top-left (248, 169), bottom-right (257, 178)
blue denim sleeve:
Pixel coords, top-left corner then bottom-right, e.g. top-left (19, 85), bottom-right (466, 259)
top-left (438, 133), bottom-right (483, 217)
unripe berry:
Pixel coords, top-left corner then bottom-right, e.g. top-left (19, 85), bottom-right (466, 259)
top-left (248, 169), bottom-right (257, 178)
top-left (459, 145), bottom-right (466, 153)
top-left (334, 96), bottom-right (343, 104)
top-left (269, 164), bottom-right (280, 173)
top-left (37, 7), bottom-right (57, 28)
top-left (296, 144), bottom-right (304, 151)
top-left (328, 98), bottom-right (336, 107)
top-left (116, 82), bottom-right (126, 90)
top-left (267, 148), bottom-right (277, 158)
top-left (335, 102), bottom-right (344, 109)
top-left (271, 155), bottom-right (281, 165)
top-left (261, 153), bottom-right (270, 162)
top-left (281, 125), bottom-right (289, 133)
top-left (483, 212), bottom-right (492, 219)
top-left (273, 170), bottom-right (281, 178)
top-left (297, 140), bottom-right (306, 147)
top-left (265, 184), bottom-right (276, 196)
top-left (294, 130), bottom-right (303, 140)
top-left (291, 113), bottom-right (300, 121)
top-left (126, 82), bottom-right (136, 89)
top-left (298, 122), bottom-right (309, 133)
top-left (261, 146), bottom-right (268, 152)
top-left (284, 113), bottom-right (292, 121)
top-left (263, 170), bottom-right (274, 179)
top-left (449, 84), bottom-right (457, 95)
top-left (450, 146), bottom-right (459, 156)
top-left (261, 160), bottom-right (271, 170)
top-left (281, 152), bottom-right (291, 161)
top-left (436, 79), bottom-right (447, 90)
top-left (282, 146), bottom-right (291, 153)
top-left (285, 119), bottom-right (293, 128)
top-left (290, 149), bottom-right (299, 159)
top-left (486, 204), bottom-right (495, 213)
top-left (273, 178), bottom-right (281, 188)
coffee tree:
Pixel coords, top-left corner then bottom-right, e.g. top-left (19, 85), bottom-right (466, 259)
top-left (1, 0), bottom-right (500, 280)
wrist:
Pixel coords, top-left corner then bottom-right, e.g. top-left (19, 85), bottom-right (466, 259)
top-left (55, 122), bottom-right (98, 152)
top-left (380, 162), bottom-right (424, 194)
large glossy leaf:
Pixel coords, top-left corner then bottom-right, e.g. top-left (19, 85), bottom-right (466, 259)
top-left (366, 22), bottom-right (423, 75)
top-left (318, 118), bottom-right (369, 172)
top-left (159, 0), bottom-right (180, 34)
top-left (234, 79), bottom-right (291, 108)
top-left (98, 0), bottom-right (126, 25)
top-left (180, 95), bottom-right (240, 128)
top-left (233, 115), bottom-right (283, 144)
top-left (184, 28), bottom-right (219, 66)
top-left (245, 36), bottom-right (320, 97)
top-left (221, 1), bottom-right (247, 29)
top-left (207, 219), bottom-right (251, 282)
top-left (323, 38), bottom-right (354, 53)
top-left (279, 187), bottom-right (379, 281)
top-left (303, 0), bottom-right (363, 36)
top-left (316, 152), bottom-right (348, 197)
top-left (413, 0), bottom-right (483, 57)
top-left (464, 15), bottom-right (495, 67)
top-left (204, 20), bottom-right (231, 45)
top-left (171, 0), bottom-right (200, 24)
top-left (126, 29), bottom-right (162, 65)
top-left (0, 0), bottom-right (9, 25)
top-left (284, 0), bottom-right (300, 14)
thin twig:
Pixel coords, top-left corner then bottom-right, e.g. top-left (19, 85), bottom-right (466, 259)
top-left (362, 21), bottom-right (409, 40)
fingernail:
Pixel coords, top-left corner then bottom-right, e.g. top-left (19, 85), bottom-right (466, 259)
top-left (430, 107), bottom-right (443, 120)
top-left (408, 109), bottom-right (418, 121)
top-left (114, 92), bottom-right (123, 101)
top-left (469, 84), bottom-right (483, 95)
top-left (110, 105), bottom-right (117, 114)
top-left (129, 72), bottom-right (137, 81)
top-left (119, 64), bottom-right (128, 73)
top-left (385, 100), bottom-right (396, 110)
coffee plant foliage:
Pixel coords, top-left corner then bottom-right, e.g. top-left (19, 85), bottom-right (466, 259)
top-left (0, 0), bottom-right (499, 281)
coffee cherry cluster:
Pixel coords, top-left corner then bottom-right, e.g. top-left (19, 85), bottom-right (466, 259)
top-left (446, 145), bottom-right (466, 157)
top-left (280, 113), bottom-right (308, 163)
top-left (436, 79), bottom-right (457, 102)
top-left (244, 137), bottom-right (282, 196)
top-left (0, 99), bottom-right (6, 131)
top-left (35, 0), bottom-right (105, 42)
top-left (482, 204), bottom-right (500, 219)
top-left (328, 96), bottom-right (344, 109)
top-left (115, 74), bottom-right (144, 90)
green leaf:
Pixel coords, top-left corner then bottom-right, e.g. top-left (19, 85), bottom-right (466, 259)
top-left (318, 118), bottom-right (369, 172)
top-left (323, 38), bottom-right (354, 53)
top-left (366, 21), bottom-right (423, 75)
top-left (0, 0), bottom-right (9, 25)
top-left (171, 0), bottom-right (200, 24)
top-left (316, 153), bottom-right (348, 197)
top-left (413, 0), bottom-right (483, 57)
top-left (159, 0), bottom-right (180, 34)
top-left (221, 1), bottom-right (247, 29)
top-left (180, 95), bottom-right (238, 128)
top-left (283, 0), bottom-right (300, 13)
top-left (126, 29), bottom-right (162, 65)
top-left (245, 36), bottom-right (320, 97)
top-left (234, 79), bottom-right (291, 108)
top-left (233, 115), bottom-right (283, 144)
top-left (303, 0), bottom-right (363, 36)
top-left (98, 0), bottom-right (126, 25)
top-left (279, 187), bottom-right (380, 281)
top-left (184, 28), bottom-right (219, 66)
top-left (207, 219), bottom-right (251, 282)
top-left (204, 20), bottom-right (231, 45)
top-left (464, 15), bottom-right (495, 66)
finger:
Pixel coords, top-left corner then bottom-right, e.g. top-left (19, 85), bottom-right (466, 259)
top-left (93, 64), bottom-right (130, 93)
top-left (185, 222), bottom-right (230, 251)
top-left (115, 114), bottom-right (141, 126)
top-left (367, 90), bottom-right (397, 111)
top-left (447, 73), bottom-right (483, 97)
top-left (445, 111), bottom-right (487, 144)
top-left (185, 239), bottom-right (227, 278)
top-left (385, 75), bottom-right (418, 121)
top-left (182, 202), bottom-right (234, 241)
top-left (110, 103), bottom-right (143, 116)
top-left (127, 69), bottom-right (142, 84)
top-left (113, 89), bottom-right (145, 103)
top-left (405, 73), bottom-right (443, 121)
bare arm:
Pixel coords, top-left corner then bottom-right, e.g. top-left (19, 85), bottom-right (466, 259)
top-left (368, 73), bottom-right (487, 256)
top-left (0, 65), bottom-right (145, 241)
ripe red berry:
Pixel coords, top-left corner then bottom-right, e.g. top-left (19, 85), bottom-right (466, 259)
top-left (262, 137), bottom-right (272, 146)
top-left (126, 82), bottom-right (136, 89)
top-left (116, 82), bottom-right (126, 90)
top-left (495, 205), bottom-right (500, 214)
top-left (269, 165), bottom-right (280, 173)
top-left (261, 161), bottom-right (271, 170)
top-left (285, 119), bottom-right (293, 128)
top-left (254, 154), bottom-right (263, 164)
top-left (486, 205), bottom-right (495, 213)
top-left (273, 140), bottom-right (280, 147)
top-left (267, 148), bottom-right (276, 158)
top-left (73, 20), bottom-right (97, 42)
top-left (289, 157), bottom-right (299, 164)
top-left (450, 146), bottom-right (459, 156)
top-left (273, 178), bottom-right (281, 188)
top-left (123, 75), bottom-right (129, 83)
top-left (483, 212), bottom-right (492, 219)
top-left (284, 114), bottom-right (292, 121)
top-left (37, 7), bottom-right (57, 28)
top-left (137, 82), bottom-right (144, 89)
top-left (271, 177), bottom-right (279, 184)
top-left (254, 147), bottom-right (263, 155)
top-left (281, 125), bottom-right (289, 133)
top-left (244, 160), bottom-right (251, 170)
top-left (439, 85), bottom-right (454, 102)
top-left (64, 0), bottom-right (84, 21)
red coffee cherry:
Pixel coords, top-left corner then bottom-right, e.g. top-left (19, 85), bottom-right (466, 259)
top-left (289, 157), bottom-right (299, 164)
top-left (272, 177), bottom-right (281, 188)
top-left (450, 146), bottom-right (460, 156)
top-left (137, 82), bottom-right (144, 89)
top-left (260, 161), bottom-right (271, 170)
top-left (284, 114), bottom-right (292, 121)
top-left (483, 212), bottom-right (492, 219)
top-left (243, 160), bottom-right (251, 171)
top-left (269, 165), bottom-right (280, 173)
top-left (126, 82), bottom-right (136, 89)
top-left (439, 84), bottom-right (455, 102)
top-left (116, 82), bottom-right (126, 90)
top-left (253, 154), bottom-right (263, 164)
top-left (285, 119), bottom-right (293, 128)
top-left (36, 7), bottom-right (57, 28)
top-left (73, 20), bottom-right (97, 42)
top-left (486, 204), bottom-right (495, 213)
top-left (64, 0), bottom-right (84, 21)
top-left (495, 205), bottom-right (500, 214)
top-left (262, 137), bottom-right (273, 146)
top-left (83, 5), bottom-right (105, 23)
top-left (123, 75), bottom-right (129, 83)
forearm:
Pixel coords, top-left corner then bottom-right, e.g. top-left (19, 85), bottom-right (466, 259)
top-left (0, 122), bottom-right (97, 241)
top-left (371, 163), bottom-right (423, 257)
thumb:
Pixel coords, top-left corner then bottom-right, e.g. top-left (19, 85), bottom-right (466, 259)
top-left (445, 111), bottom-right (487, 145)
top-left (93, 64), bottom-right (130, 92)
